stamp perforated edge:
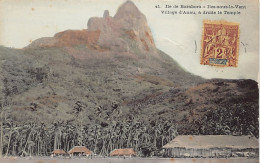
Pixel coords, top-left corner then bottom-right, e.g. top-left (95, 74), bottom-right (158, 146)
top-left (200, 19), bottom-right (240, 67)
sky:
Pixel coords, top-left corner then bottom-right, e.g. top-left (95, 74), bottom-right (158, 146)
top-left (0, 0), bottom-right (259, 81)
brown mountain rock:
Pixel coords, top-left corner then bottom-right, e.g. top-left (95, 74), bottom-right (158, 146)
top-left (26, 1), bottom-right (157, 54)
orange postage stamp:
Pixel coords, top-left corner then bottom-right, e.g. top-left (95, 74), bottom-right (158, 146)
top-left (200, 20), bottom-right (240, 67)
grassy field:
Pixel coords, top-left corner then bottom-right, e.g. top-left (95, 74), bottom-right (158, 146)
top-left (0, 157), bottom-right (258, 163)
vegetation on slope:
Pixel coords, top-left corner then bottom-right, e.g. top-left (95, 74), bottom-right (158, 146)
top-left (0, 45), bottom-right (258, 157)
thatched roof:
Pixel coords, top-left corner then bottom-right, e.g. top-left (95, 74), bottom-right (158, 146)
top-left (68, 146), bottom-right (92, 154)
top-left (163, 135), bottom-right (259, 149)
top-left (110, 148), bottom-right (136, 156)
top-left (52, 149), bottom-right (66, 154)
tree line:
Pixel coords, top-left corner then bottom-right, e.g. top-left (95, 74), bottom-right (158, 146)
top-left (0, 104), bottom-right (258, 157)
top-left (0, 115), bottom-right (178, 157)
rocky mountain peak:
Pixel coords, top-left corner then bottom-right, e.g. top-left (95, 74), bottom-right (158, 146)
top-left (87, 1), bottom-right (156, 53)
top-left (26, 1), bottom-right (157, 54)
top-left (114, 1), bottom-right (143, 20)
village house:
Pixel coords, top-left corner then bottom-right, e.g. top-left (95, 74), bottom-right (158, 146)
top-left (51, 149), bottom-right (66, 156)
top-left (68, 146), bottom-right (93, 156)
top-left (110, 148), bottom-right (136, 157)
top-left (162, 135), bottom-right (259, 158)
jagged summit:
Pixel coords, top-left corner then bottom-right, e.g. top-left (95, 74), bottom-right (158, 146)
top-left (103, 10), bottom-right (110, 18)
top-left (26, 1), bottom-right (157, 54)
top-left (87, 1), bottom-right (156, 53)
top-left (114, 1), bottom-right (144, 20)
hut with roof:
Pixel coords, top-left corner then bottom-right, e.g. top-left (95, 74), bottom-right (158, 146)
top-left (162, 135), bottom-right (259, 158)
top-left (68, 146), bottom-right (93, 156)
top-left (110, 148), bottom-right (136, 157)
top-left (52, 149), bottom-right (66, 156)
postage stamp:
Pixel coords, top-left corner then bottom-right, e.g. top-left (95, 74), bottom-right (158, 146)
top-left (200, 20), bottom-right (240, 67)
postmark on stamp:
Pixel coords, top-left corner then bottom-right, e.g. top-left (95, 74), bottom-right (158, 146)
top-left (200, 20), bottom-right (240, 67)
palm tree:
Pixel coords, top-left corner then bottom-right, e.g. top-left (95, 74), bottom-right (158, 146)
top-left (20, 122), bottom-right (38, 156)
top-left (0, 104), bottom-right (9, 157)
top-left (73, 101), bottom-right (84, 146)
top-left (27, 140), bottom-right (35, 156)
top-left (0, 108), bottom-right (3, 158)
top-left (4, 119), bottom-right (17, 156)
top-left (51, 121), bottom-right (63, 151)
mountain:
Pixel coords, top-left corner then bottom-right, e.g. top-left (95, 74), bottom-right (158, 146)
top-left (0, 1), bottom-right (258, 157)
top-left (27, 1), bottom-right (156, 53)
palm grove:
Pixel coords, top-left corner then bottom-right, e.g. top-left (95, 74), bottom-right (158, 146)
top-left (0, 104), bottom-right (178, 157)
top-left (0, 91), bottom-right (258, 157)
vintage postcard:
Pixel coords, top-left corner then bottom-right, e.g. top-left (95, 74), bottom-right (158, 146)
top-left (0, 0), bottom-right (258, 163)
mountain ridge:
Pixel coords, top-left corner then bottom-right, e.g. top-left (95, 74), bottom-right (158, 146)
top-left (26, 1), bottom-right (157, 54)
